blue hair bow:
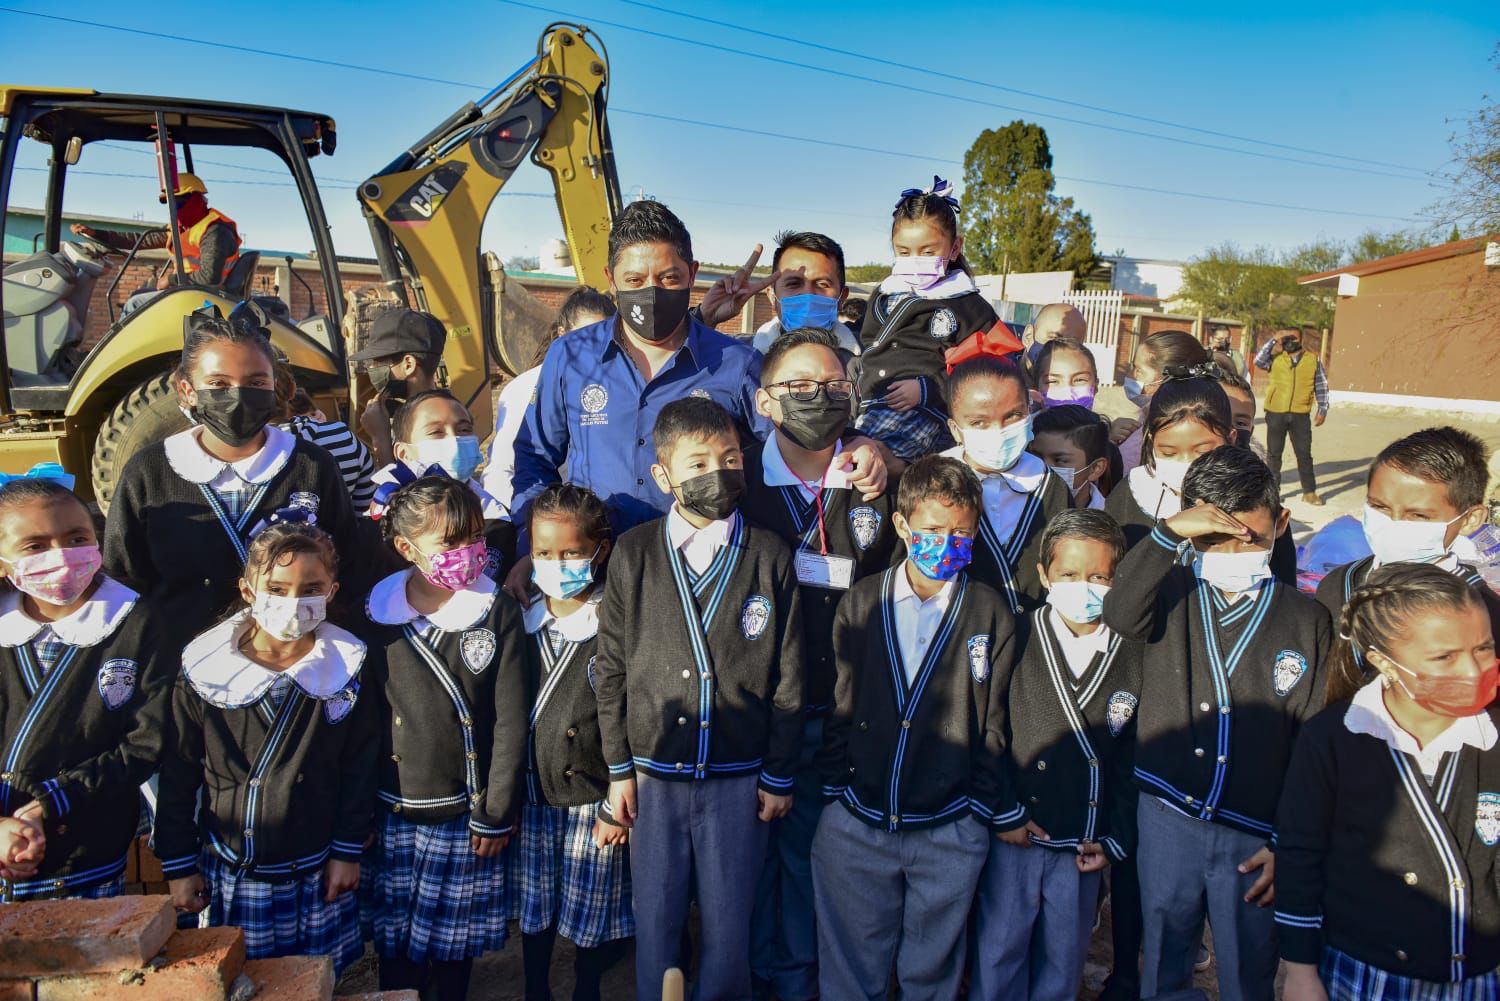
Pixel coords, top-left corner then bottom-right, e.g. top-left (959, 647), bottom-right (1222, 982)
top-left (898, 175), bottom-right (960, 213)
top-left (248, 504), bottom-right (319, 541)
top-left (0, 462), bottom-right (76, 491)
top-left (368, 461), bottom-right (449, 518)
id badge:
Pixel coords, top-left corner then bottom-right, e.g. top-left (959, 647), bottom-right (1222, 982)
top-left (795, 550), bottom-right (854, 590)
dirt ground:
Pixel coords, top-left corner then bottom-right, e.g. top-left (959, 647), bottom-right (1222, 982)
top-left (334, 401), bottom-right (1499, 1000)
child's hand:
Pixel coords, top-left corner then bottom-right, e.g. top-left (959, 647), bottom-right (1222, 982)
top-left (169, 874), bottom-right (209, 914)
top-left (1165, 502), bottom-right (1252, 543)
top-left (836, 438), bottom-right (889, 501)
top-left (12, 800), bottom-right (43, 825)
top-left (1282, 961), bottom-right (1328, 1001)
top-left (996, 819), bottom-right (1050, 847)
top-left (756, 790), bottom-right (792, 823)
top-left (1239, 845), bottom-right (1276, 906)
top-left (592, 817), bottom-right (630, 849)
top-left (1108, 416), bottom-right (1140, 444)
top-left (321, 859), bottom-right (360, 903)
top-left (1075, 841), bottom-right (1109, 873)
top-left (0, 816), bottom-right (45, 875)
top-left (608, 777), bottom-right (638, 828)
top-left (882, 379), bottom-right (922, 413)
top-left (470, 834), bottom-right (509, 858)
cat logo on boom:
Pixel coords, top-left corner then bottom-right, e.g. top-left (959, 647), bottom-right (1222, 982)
top-left (386, 163), bottom-right (469, 225)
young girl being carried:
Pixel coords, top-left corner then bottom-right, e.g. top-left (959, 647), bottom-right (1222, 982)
top-left (157, 519), bottom-right (372, 974)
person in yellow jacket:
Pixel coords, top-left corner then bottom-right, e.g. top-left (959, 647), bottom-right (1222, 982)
top-left (1254, 332), bottom-right (1329, 506)
top-left (70, 173), bottom-right (242, 315)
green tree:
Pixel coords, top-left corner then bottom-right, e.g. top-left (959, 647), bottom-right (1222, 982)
top-left (847, 263), bottom-right (893, 284)
top-left (961, 121), bottom-right (1097, 277)
top-left (1178, 243), bottom-right (1325, 333)
top-left (1347, 229), bottom-right (1422, 263)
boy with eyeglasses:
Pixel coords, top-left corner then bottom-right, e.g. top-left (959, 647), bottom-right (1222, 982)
top-left (740, 327), bottom-right (898, 1001)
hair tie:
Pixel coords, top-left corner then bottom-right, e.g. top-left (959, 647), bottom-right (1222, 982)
top-left (0, 462), bottom-right (75, 491)
top-left (247, 504), bottom-right (317, 541)
top-left (367, 462), bottom-right (449, 520)
top-left (898, 175), bottom-right (960, 213)
top-left (229, 299), bottom-right (272, 338)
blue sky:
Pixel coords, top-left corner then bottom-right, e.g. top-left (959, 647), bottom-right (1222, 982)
top-left (3, 0), bottom-right (1496, 270)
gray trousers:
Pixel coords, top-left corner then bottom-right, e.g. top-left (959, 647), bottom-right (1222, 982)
top-left (750, 718), bottom-right (824, 1000)
top-left (811, 804), bottom-right (988, 1000)
top-left (1137, 796), bottom-right (1277, 1001)
top-left (630, 772), bottom-right (766, 1001)
top-left (971, 838), bottom-right (1103, 1001)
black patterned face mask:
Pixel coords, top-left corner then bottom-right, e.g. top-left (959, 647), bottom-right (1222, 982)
top-left (616, 285), bottom-right (692, 342)
top-left (192, 387), bottom-right (276, 446)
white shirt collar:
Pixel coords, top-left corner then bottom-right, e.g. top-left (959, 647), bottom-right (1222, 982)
top-left (892, 564), bottom-right (955, 610)
top-left (0, 576), bottom-right (138, 648)
top-left (1345, 677), bottom-right (1497, 777)
top-left (939, 444), bottom-right (1047, 493)
top-left (666, 507), bottom-right (736, 554)
top-left (1047, 606), bottom-right (1114, 661)
top-left (368, 464), bottom-right (509, 521)
top-left (1127, 464), bottom-right (1181, 521)
top-left (751, 317), bottom-right (862, 357)
top-left (523, 590), bottom-right (602, 641)
top-left (181, 610), bottom-right (366, 708)
top-left (163, 424), bottom-right (296, 485)
top-left (366, 568), bottom-right (498, 631)
top-left (877, 269), bottom-right (978, 300)
top-left (761, 433), bottom-right (851, 492)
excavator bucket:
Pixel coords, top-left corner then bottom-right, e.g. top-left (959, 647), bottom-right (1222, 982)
top-left (484, 252), bottom-right (557, 379)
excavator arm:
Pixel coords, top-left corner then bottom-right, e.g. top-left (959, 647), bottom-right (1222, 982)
top-left (357, 21), bottom-right (621, 432)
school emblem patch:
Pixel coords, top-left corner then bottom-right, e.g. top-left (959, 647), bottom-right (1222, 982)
top-left (1107, 691), bottom-right (1138, 737)
top-left (968, 634), bottom-right (990, 683)
top-left (461, 628), bottom-right (497, 674)
top-left (586, 656), bottom-right (598, 693)
top-left (323, 682), bottom-right (359, 725)
top-left (849, 506), bottom-right (881, 551)
top-left (288, 492), bottom-right (320, 516)
top-left (581, 384), bottom-right (608, 414)
top-left (97, 658), bottom-right (138, 711)
top-left (1273, 649), bottom-right (1308, 696)
top-left (929, 307), bottom-right (958, 339)
top-left (741, 595), bottom-right (772, 640)
top-left (1478, 793), bottom-right (1500, 847)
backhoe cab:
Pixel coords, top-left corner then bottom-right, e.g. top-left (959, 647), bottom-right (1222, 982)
top-left (0, 22), bottom-right (619, 510)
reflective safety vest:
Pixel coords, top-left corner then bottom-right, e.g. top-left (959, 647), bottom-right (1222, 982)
top-left (170, 209), bottom-right (240, 283)
top-left (1265, 350), bottom-right (1318, 415)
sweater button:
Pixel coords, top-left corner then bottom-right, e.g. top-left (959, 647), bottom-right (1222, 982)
top-left (1037, 761), bottom-right (1047, 772)
top-left (677, 717), bottom-right (688, 726)
top-left (565, 769), bottom-right (575, 778)
top-left (296, 774), bottom-right (303, 783)
top-left (858, 721), bottom-right (868, 730)
top-left (1395, 950), bottom-right (1408, 961)
top-left (1029, 796), bottom-right (1039, 804)
top-left (1404, 872), bottom-right (1418, 885)
top-left (203, 579), bottom-right (211, 587)
top-left (675, 763), bottom-right (684, 771)
top-left (1217, 755), bottom-right (1228, 764)
top-left (392, 804), bottom-right (402, 813)
top-left (566, 728), bottom-right (578, 738)
top-left (249, 778), bottom-right (262, 788)
top-left (1455, 953), bottom-right (1466, 962)
top-left (243, 828), bottom-right (253, 838)
top-left (1199, 702), bottom-right (1210, 712)
top-left (391, 754), bottom-right (402, 763)
top-left (460, 716), bottom-right (472, 727)
top-left (1220, 706), bottom-right (1231, 715)
top-left (901, 720), bottom-right (911, 729)
top-left (1194, 748), bottom-right (1205, 757)
top-left (394, 716), bottom-right (402, 726)
top-left (682, 670), bottom-right (691, 679)
top-left (1184, 795), bottom-right (1195, 805)
top-left (1087, 758), bottom-right (1098, 768)
top-left (700, 721), bottom-right (709, 730)
top-left (1452, 878), bottom-right (1466, 889)
top-left (52, 879), bottom-right (64, 890)
top-left (466, 751), bottom-right (478, 761)
top-left (1088, 801), bottom-right (1098, 809)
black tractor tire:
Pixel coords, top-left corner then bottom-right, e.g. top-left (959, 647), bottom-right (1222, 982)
top-left (91, 372), bottom-right (191, 514)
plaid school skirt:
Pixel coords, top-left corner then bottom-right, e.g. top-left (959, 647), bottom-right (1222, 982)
top-left (1322, 946), bottom-right (1500, 1001)
top-left (855, 402), bottom-right (952, 462)
top-left (201, 852), bottom-right (362, 976)
top-left (510, 802), bottom-right (633, 948)
top-left (370, 812), bottom-right (509, 963)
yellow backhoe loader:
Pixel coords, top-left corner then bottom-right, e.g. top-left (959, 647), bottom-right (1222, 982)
top-left (0, 21), bottom-right (620, 510)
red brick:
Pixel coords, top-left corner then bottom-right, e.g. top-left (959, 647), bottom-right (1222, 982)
top-left (33, 926), bottom-right (246, 1001)
top-left (133, 843), bottom-right (162, 885)
top-left (0, 981), bottom-right (33, 1001)
top-left (240, 956), bottom-right (333, 1000)
top-left (0, 897), bottom-right (174, 977)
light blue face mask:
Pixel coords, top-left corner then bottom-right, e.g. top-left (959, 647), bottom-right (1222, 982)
top-left (414, 434), bottom-right (482, 482)
top-left (532, 548), bottom-right (599, 600)
top-left (778, 293), bottom-right (840, 331)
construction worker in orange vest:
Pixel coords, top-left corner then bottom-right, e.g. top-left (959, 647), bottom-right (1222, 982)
top-left (70, 173), bottom-right (242, 314)
top-left (1254, 331), bottom-right (1329, 506)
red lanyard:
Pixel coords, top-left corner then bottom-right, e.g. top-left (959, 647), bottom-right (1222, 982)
top-left (801, 467), bottom-right (831, 555)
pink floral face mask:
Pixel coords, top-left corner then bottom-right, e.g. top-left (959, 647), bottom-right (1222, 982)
top-left (415, 539), bottom-right (488, 591)
top-left (3, 545), bottom-right (101, 605)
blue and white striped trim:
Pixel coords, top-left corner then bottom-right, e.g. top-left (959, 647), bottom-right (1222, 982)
top-left (976, 485), bottom-right (1043, 615)
top-left (377, 789), bottom-right (471, 809)
top-left (1035, 608), bottom-right (1108, 843)
top-left (196, 482), bottom-right (272, 566)
top-left (157, 851), bottom-right (201, 877)
top-left (468, 818), bottom-right (511, 837)
top-left (1, 645), bottom-right (83, 814)
top-left (37, 778), bottom-right (70, 817)
top-left (1274, 910), bottom-right (1324, 930)
top-left (330, 838), bottom-right (366, 857)
top-left (402, 624), bottom-right (482, 806)
top-left (607, 761), bottom-right (634, 778)
top-left (759, 770), bottom-right (794, 792)
top-left (205, 829), bottom-right (331, 876)
top-left (1101, 835), bottom-right (1126, 861)
top-left (821, 784), bottom-right (849, 799)
top-left (1390, 747), bottom-right (1470, 982)
top-left (1194, 576), bottom-right (1275, 823)
top-left (974, 798), bottom-right (1027, 829)
top-left (1148, 524), bottom-right (1187, 556)
top-left (9, 853), bottom-right (127, 900)
top-left (238, 686), bottom-right (305, 869)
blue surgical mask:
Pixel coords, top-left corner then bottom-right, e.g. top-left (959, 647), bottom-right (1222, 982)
top-left (1046, 581), bottom-right (1110, 624)
top-left (907, 531), bottom-right (974, 581)
top-left (532, 548), bottom-right (599, 600)
top-left (1122, 377), bottom-right (1149, 408)
top-left (414, 434), bottom-right (482, 482)
top-left (778, 293), bottom-right (840, 331)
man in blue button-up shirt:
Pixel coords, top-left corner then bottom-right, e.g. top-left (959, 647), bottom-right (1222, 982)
top-left (507, 201), bottom-right (885, 596)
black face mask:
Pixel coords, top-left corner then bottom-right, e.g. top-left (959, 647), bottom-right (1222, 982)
top-left (616, 285), bottom-right (692, 343)
top-left (192, 387), bottom-right (276, 447)
top-left (675, 468), bottom-right (745, 522)
top-left (1234, 427), bottom-right (1252, 448)
top-left (777, 389), bottom-right (850, 452)
top-left (367, 363), bottom-right (408, 401)
top-left (1283, 339), bottom-right (1302, 354)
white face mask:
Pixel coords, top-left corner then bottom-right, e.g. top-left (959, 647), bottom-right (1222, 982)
top-left (250, 592), bottom-right (327, 641)
top-left (1048, 465), bottom-right (1079, 491)
top-left (960, 417), bottom-right (1034, 473)
top-left (1152, 458), bottom-right (1192, 494)
top-left (1046, 581), bottom-right (1110, 624)
top-left (1193, 548), bottom-right (1273, 594)
top-left (531, 551), bottom-right (598, 601)
top-left (1362, 505), bottom-right (1463, 566)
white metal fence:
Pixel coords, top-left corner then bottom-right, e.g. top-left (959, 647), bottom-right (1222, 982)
top-left (1062, 289), bottom-right (1123, 385)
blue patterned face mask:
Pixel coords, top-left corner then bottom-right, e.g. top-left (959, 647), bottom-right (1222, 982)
top-left (778, 293), bottom-right (840, 331)
top-left (907, 531), bottom-right (974, 581)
